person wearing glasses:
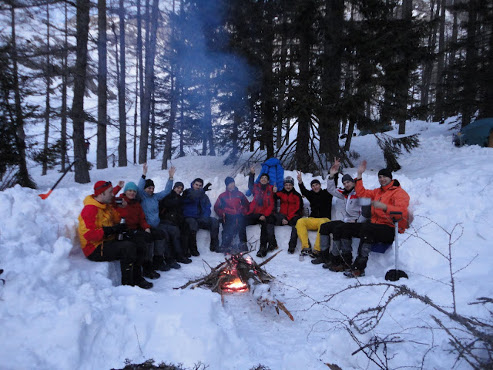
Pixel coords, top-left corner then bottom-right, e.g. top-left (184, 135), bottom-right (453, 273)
top-left (78, 180), bottom-right (153, 289)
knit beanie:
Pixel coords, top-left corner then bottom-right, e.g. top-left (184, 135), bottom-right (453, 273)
top-left (378, 168), bottom-right (393, 179)
top-left (173, 181), bottom-right (184, 189)
top-left (94, 181), bottom-right (112, 196)
top-left (225, 176), bottom-right (235, 187)
top-left (284, 176), bottom-right (294, 185)
top-left (341, 174), bottom-right (354, 183)
top-left (310, 179), bottom-right (321, 186)
top-left (124, 182), bottom-right (138, 193)
top-left (144, 179), bottom-right (155, 189)
top-left (192, 178), bottom-right (204, 185)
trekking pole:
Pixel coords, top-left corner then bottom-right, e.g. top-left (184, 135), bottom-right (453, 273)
top-left (385, 211), bottom-right (409, 281)
top-left (38, 160), bottom-right (77, 199)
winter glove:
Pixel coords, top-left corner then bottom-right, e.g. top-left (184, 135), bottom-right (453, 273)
top-left (203, 182), bottom-right (212, 192)
top-left (103, 224), bottom-right (127, 237)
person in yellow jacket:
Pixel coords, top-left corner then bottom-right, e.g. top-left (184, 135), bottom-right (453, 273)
top-left (78, 180), bottom-right (152, 289)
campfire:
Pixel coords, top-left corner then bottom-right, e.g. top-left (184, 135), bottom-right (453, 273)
top-left (176, 251), bottom-right (294, 320)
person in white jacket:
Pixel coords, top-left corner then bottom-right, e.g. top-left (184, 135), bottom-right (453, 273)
top-left (312, 159), bottom-right (366, 268)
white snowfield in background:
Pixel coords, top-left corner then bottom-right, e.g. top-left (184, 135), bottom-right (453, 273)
top-left (0, 120), bottom-right (492, 369)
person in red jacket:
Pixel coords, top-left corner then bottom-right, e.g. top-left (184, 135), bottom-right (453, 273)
top-left (336, 160), bottom-right (410, 278)
top-left (78, 180), bottom-right (152, 289)
top-left (272, 176), bottom-right (303, 254)
top-left (247, 167), bottom-right (277, 258)
top-left (214, 177), bottom-right (250, 253)
top-left (115, 182), bottom-right (165, 280)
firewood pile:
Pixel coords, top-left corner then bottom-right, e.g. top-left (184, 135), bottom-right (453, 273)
top-left (176, 251), bottom-right (294, 320)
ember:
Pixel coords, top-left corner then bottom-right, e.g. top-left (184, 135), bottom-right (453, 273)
top-left (176, 251), bottom-right (294, 320)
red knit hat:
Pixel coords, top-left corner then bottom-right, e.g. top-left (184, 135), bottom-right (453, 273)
top-left (93, 181), bottom-right (112, 196)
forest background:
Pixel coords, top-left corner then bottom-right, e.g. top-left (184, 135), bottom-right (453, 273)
top-left (0, 0), bottom-right (492, 187)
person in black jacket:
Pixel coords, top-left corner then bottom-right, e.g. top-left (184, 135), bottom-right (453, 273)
top-left (295, 171), bottom-right (336, 256)
top-left (158, 182), bottom-right (192, 267)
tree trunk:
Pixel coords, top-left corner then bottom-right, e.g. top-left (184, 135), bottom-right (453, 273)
top-left (433, 0), bottom-right (446, 122)
top-left (72, 0), bottom-right (91, 184)
top-left (397, 0), bottom-right (413, 134)
top-left (139, 0), bottom-right (160, 164)
top-left (118, 0), bottom-right (127, 166)
top-left (60, 1), bottom-right (68, 172)
top-left (462, 0), bottom-right (478, 127)
top-left (319, 0), bottom-right (344, 160)
top-left (9, 2), bottom-right (35, 188)
top-left (97, 0), bottom-right (108, 169)
top-left (150, 90), bottom-right (156, 159)
top-left (42, 2), bottom-right (51, 176)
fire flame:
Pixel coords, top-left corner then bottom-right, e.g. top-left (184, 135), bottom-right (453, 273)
top-left (222, 277), bottom-right (248, 293)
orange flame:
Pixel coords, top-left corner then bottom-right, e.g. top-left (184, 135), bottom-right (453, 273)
top-left (222, 277), bottom-right (248, 293)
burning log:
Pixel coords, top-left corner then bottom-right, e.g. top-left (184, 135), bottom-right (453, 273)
top-left (175, 251), bottom-right (294, 320)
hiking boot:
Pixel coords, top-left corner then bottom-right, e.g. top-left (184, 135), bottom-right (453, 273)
top-left (153, 256), bottom-right (170, 272)
top-left (168, 261), bottom-right (181, 269)
top-left (344, 267), bottom-right (365, 278)
top-left (328, 263), bottom-right (347, 272)
top-left (177, 257), bottom-right (192, 264)
top-left (308, 250), bottom-right (319, 259)
top-left (268, 243), bottom-right (278, 252)
top-left (135, 277), bottom-right (153, 289)
top-left (311, 255), bottom-right (325, 265)
top-left (288, 245), bottom-right (296, 254)
top-left (256, 246), bottom-right (268, 258)
top-left (312, 249), bottom-right (330, 265)
top-left (190, 249), bottom-right (200, 257)
top-left (143, 264), bottom-right (161, 280)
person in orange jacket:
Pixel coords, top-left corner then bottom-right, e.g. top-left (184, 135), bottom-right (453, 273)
top-left (333, 160), bottom-right (410, 277)
top-left (78, 181), bottom-right (153, 289)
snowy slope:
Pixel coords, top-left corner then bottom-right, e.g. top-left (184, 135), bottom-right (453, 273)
top-left (0, 120), bottom-right (492, 369)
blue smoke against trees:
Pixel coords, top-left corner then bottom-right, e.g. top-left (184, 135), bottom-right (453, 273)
top-left (167, 0), bottom-right (258, 152)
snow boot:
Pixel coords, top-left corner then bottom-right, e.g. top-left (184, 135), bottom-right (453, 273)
top-left (142, 262), bottom-right (160, 280)
top-left (133, 265), bottom-right (153, 289)
top-left (153, 255), bottom-right (170, 272)
top-left (120, 262), bottom-right (134, 286)
top-left (327, 253), bottom-right (352, 272)
top-left (189, 233), bottom-right (200, 257)
top-left (256, 244), bottom-right (268, 258)
top-left (288, 244), bottom-right (296, 254)
top-left (312, 249), bottom-right (330, 265)
top-left (210, 237), bottom-right (219, 252)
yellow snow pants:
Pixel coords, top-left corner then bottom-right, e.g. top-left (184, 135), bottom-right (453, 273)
top-left (295, 217), bottom-right (330, 252)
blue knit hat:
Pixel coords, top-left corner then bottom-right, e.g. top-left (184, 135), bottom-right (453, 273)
top-left (124, 182), bottom-right (138, 192)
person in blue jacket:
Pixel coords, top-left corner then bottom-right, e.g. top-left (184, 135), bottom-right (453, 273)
top-left (137, 163), bottom-right (176, 271)
top-left (246, 158), bottom-right (284, 196)
top-left (182, 178), bottom-right (220, 256)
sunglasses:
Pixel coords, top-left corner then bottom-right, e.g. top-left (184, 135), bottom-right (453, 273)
top-left (95, 181), bottom-right (112, 191)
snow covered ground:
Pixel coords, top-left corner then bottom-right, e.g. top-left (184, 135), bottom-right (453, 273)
top-left (1, 120), bottom-right (492, 369)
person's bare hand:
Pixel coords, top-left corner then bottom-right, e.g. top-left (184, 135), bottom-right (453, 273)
top-left (259, 215), bottom-right (266, 222)
top-left (372, 200), bottom-right (387, 211)
top-left (329, 158), bottom-right (341, 177)
top-left (297, 171), bottom-right (303, 183)
top-left (282, 219), bottom-right (288, 225)
top-left (273, 186), bottom-right (277, 193)
top-left (143, 163), bottom-right (148, 176)
top-left (169, 166), bottom-right (176, 178)
top-left (250, 166), bottom-right (255, 175)
top-left (117, 180), bottom-right (125, 188)
top-left (145, 228), bottom-right (151, 233)
top-left (357, 160), bottom-right (367, 177)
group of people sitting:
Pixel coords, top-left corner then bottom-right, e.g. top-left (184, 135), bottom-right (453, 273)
top-left (77, 159), bottom-right (410, 289)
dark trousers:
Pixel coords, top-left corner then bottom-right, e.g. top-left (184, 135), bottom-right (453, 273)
top-left (87, 239), bottom-right (141, 285)
top-left (158, 222), bottom-right (185, 262)
top-left (126, 229), bottom-right (165, 262)
top-left (220, 214), bottom-right (246, 249)
top-left (243, 213), bottom-right (276, 248)
top-left (338, 222), bottom-right (395, 269)
top-left (185, 217), bottom-right (219, 246)
top-left (273, 214), bottom-right (301, 249)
